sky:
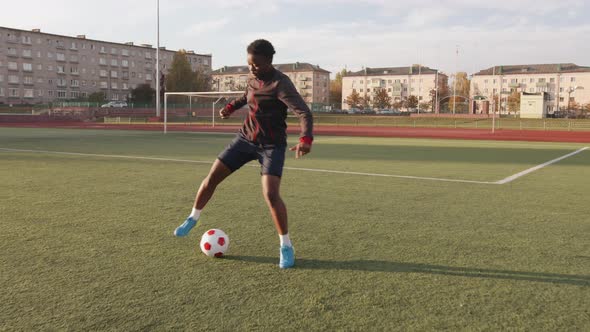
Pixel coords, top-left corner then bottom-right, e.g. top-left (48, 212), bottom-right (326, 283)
top-left (2, 0), bottom-right (589, 76)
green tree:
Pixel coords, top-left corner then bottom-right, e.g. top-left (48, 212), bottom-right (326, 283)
top-left (345, 90), bottom-right (362, 109)
top-left (404, 95), bottom-right (418, 109)
top-left (193, 66), bottom-right (212, 92)
top-left (88, 92), bottom-right (106, 103)
top-left (130, 83), bottom-right (155, 104)
top-left (166, 50), bottom-right (197, 92)
top-left (447, 72), bottom-right (470, 113)
top-left (372, 88), bottom-right (391, 109)
top-left (329, 69), bottom-right (347, 108)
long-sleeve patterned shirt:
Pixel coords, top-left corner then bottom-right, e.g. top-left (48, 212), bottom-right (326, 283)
top-left (224, 68), bottom-right (314, 145)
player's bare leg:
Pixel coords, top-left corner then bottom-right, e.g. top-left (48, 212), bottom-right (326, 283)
top-left (174, 159), bottom-right (232, 237)
top-left (262, 175), bottom-right (294, 268)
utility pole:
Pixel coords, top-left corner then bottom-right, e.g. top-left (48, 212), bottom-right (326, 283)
top-left (156, 0), bottom-right (161, 117)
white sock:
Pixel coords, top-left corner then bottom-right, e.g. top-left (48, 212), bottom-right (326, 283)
top-left (279, 233), bottom-right (292, 247)
top-left (189, 208), bottom-right (201, 220)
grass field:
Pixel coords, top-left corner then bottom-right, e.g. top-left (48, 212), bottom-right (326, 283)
top-left (1, 127), bottom-right (589, 331)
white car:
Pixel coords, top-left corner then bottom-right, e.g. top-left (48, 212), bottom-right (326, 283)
top-left (101, 101), bottom-right (128, 108)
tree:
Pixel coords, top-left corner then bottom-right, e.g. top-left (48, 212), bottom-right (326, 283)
top-left (404, 95), bottom-right (418, 109)
top-left (419, 102), bottom-right (431, 111)
top-left (446, 72), bottom-right (470, 113)
top-left (345, 90), bottom-right (362, 109)
top-left (329, 69), bottom-right (347, 108)
top-left (507, 91), bottom-right (521, 114)
top-left (165, 50), bottom-right (212, 93)
top-left (392, 100), bottom-right (403, 110)
top-left (166, 50), bottom-right (197, 93)
top-left (372, 88), bottom-right (391, 109)
top-left (130, 84), bottom-right (156, 104)
top-left (88, 92), bottom-right (106, 103)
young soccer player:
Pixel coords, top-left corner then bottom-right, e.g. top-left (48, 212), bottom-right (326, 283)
top-left (173, 39), bottom-right (313, 269)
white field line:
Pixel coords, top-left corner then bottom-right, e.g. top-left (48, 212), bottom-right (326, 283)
top-left (496, 147), bottom-right (589, 184)
top-left (0, 147), bottom-right (494, 184)
top-left (1, 147), bottom-right (587, 185)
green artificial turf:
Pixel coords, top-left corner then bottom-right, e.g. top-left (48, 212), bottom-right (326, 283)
top-left (1, 127), bottom-right (589, 331)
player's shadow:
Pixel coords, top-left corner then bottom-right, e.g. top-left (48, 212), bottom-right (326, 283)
top-left (224, 256), bottom-right (590, 287)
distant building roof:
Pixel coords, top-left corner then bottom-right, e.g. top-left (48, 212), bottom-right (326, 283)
top-left (343, 65), bottom-right (440, 77)
top-left (212, 62), bottom-right (330, 75)
top-left (473, 63), bottom-right (590, 76)
top-left (0, 26), bottom-right (211, 57)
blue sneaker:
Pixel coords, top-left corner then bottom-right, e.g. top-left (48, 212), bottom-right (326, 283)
top-left (279, 245), bottom-right (295, 269)
top-left (174, 217), bottom-right (197, 237)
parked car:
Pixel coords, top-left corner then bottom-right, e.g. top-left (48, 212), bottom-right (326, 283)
top-left (101, 101), bottom-right (128, 108)
top-left (347, 108), bottom-right (361, 114)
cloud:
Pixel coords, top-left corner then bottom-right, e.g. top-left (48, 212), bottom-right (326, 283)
top-left (185, 19), bottom-right (230, 35)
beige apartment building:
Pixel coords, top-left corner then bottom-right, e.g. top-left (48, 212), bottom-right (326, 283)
top-left (211, 62), bottom-right (330, 105)
top-left (471, 63), bottom-right (590, 114)
top-left (342, 65), bottom-right (447, 110)
top-left (0, 26), bottom-right (211, 104)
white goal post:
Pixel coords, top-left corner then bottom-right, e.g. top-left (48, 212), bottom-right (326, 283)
top-left (163, 91), bottom-right (244, 134)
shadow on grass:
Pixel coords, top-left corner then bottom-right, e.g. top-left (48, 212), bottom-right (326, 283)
top-left (224, 256), bottom-right (589, 286)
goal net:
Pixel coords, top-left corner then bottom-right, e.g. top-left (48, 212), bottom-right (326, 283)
top-left (163, 91), bottom-right (245, 133)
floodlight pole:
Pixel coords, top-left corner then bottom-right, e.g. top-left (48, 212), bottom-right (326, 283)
top-left (156, 0), bottom-right (161, 117)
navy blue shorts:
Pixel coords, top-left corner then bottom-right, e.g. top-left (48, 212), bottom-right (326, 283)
top-left (218, 135), bottom-right (287, 177)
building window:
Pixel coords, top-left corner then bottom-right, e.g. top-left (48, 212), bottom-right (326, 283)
top-left (70, 91), bottom-right (80, 98)
top-left (24, 76), bottom-right (33, 85)
top-left (0, 88), bottom-right (4, 96)
top-left (56, 53), bottom-right (65, 61)
top-left (37, 89), bottom-right (43, 97)
top-left (70, 67), bottom-right (79, 75)
top-left (111, 70), bottom-right (118, 78)
top-left (22, 35), bottom-right (32, 44)
top-left (70, 42), bottom-right (77, 50)
top-left (71, 80), bottom-right (79, 87)
top-left (100, 46), bottom-right (106, 53)
top-left (122, 49), bottom-right (129, 56)
top-left (560, 97), bottom-right (564, 102)
top-left (23, 63), bottom-right (33, 72)
top-left (8, 48), bottom-right (18, 56)
top-left (57, 66), bottom-right (65, 74)
top-left (9, 88), bottom-right (19, 97)
top-left (8, 75), bottom-right (19, 83)
top-left (511, 78), bottom-right (517, 83)
top-left (146, 73), bottom-right (152, 81)
top-left (57, 90), bottom-right (67, 98)
top-left (111, 48), bottom-right (117, 55)
top-left (70, 55), bottom-right (78, 62)
top-left (112, 82), bottom-right (118, 89)
top-left (538, 78), bottom-right (546, 83)
top-left (100, 70), bottom-right (107, 77)
top-left (571, 77), bottom-right (576, 82)
top-left (47, 65), bottom-right (53, 71)
top-left (122, 60), bottom-right (129, 67)
top-left (48, 90), bottom-right (54, 97)
top-left (22, 49), bottom-right (32, 58)
top-left (111, 59), bottom-right (118, 66)
top-left (99, 58), bottom-right (107, 65)
top-left (145, 52), bottom-right (152, 59)
top-left (100, 82), bottom-right (108, 89)
top-left (24, 89), bottom-right (34, 98)
top-left (47, 52), bottom-right (53, 58)
top-left (122, 83), bottom-right (128, 90)
top-left (57, 78), bottom-right (67, 87)
top-left (8, 62), bottom-right (18, 70)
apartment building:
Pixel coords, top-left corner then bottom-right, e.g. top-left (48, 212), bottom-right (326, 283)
top-left (211, 62), bottom-right (330, 105)
top-left (471, 63), bottom-right (590, 113)
top-left (0, 26), bottom-right (212, 104)
top-left (342, 65), bottom-right (447, 110)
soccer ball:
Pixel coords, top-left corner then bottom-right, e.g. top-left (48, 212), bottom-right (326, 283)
top-left (200, 229), bottom-right (229, 258)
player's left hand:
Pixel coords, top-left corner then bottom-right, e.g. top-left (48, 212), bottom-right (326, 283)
top-left (289, 142), bottom-right (311, 159)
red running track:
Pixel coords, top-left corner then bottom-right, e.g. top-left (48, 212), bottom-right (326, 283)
top-left (2, 122), bottom-right (590, 143)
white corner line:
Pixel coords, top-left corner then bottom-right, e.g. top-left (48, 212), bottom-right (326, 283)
top-left (495, 147), bottom-right (589, 185)
top-left (0, 147), bottom-right (495, 185)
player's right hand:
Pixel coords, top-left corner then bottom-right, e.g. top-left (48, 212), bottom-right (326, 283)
top-left (219, 108), bottom-right (231, 119)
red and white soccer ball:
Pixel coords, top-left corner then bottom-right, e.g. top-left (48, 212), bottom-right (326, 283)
top-left (200, 229), bottom-right (229, 258)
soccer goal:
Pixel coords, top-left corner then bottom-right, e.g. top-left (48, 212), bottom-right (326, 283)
top-left (163, 91), bottom-right (244, 134)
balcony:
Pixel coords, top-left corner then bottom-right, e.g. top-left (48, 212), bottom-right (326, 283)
top-left (509, 83), bottom-right (520, 88)
top-left (536, 82), bottom-right (548, 88)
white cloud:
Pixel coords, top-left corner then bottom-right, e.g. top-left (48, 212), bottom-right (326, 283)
top-left (185, 19), bottom-right (230, 35)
